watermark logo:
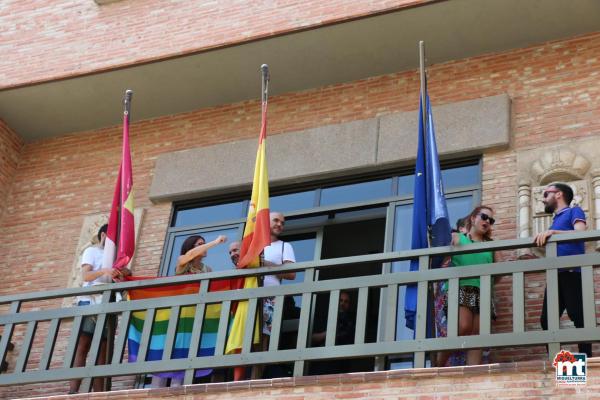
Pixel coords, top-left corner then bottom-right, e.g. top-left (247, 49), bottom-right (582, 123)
top-left (553, 350), bottom-right (586, 385)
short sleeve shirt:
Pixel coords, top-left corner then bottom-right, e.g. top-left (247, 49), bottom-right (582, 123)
top-left (263, 240), bottom-right (296, 287)
top-left (79, 246), bottom-right (110, 302)
top-left (550, 206), bottom-right (586, 257)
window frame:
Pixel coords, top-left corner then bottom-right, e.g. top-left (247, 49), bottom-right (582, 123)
top-left (159, 158), bottom-right (482, 277)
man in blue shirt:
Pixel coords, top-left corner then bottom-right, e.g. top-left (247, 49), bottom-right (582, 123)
top-left (534, 182), bottom-right (591, 357)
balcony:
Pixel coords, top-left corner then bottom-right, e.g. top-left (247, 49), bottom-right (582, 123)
top-left (1, 231), bottom-right (599, 396)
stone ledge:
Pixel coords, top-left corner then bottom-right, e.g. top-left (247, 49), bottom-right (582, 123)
top-left (149, 94), bottom-right (511, 203)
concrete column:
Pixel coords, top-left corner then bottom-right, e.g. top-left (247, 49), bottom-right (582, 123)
top-left (518, 181), bottom-right (531, 239)
top-left (518, 181), bottom-right (531, 257)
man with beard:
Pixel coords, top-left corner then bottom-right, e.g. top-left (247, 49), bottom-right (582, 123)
top-left (534, 182), bottom-right (591, 357)
top-left (311, 291), bottom-right (356, 347)
top-left (309, 291), bottom-right (356, 374)
top-left (228, 241), bottom-right (241, 266)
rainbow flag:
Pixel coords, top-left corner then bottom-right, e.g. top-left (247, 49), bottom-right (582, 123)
top-left (225, 67), bottom-right (271, 355)
top-left (127, 279), bottom-right (230, 378)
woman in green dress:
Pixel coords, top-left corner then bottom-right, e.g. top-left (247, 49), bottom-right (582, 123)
top-left (437, 205), bottom-right (495, 366)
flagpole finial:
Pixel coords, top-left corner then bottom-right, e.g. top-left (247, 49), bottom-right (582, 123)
top-left (124, 89), bottom-right (133, 114)
top-left (261, 64), bottom-right (270, 81)
top-left (260, 64), bottom-right (270, 103)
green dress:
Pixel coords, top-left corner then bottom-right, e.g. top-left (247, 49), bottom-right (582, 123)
top-left (450, 233), bottom-right (493, 287)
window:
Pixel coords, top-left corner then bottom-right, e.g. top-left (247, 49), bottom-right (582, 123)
top-left (162, 161), bottom-right (481, 279)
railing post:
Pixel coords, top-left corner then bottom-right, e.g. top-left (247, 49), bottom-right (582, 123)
top-left (63, 316), bottom-right (83, 369)
top-left (14, 321), bottom-right (37, 373)
top-left (214, 301), bottom-right (232, 356)
top-left (354, 287), bottom-right (369, 345)
top-left (267, 295), bottom-right (284, 352)
top-left (162, 305), bottom-right (181, 361)
top-left (580, 266), bottom-right (596, 329)
top-left (446, 278), bottom-right (459, 338)
top-left (81, 290), bottom-right (112, 393)
top-left (39, 318), bottom-right (61, 371)
top-left (241, 298), bottom-right (258, 354)
top-left (183, 279), bottom-right (209, 385)
top-left (479, 275), bottom-right (492, 336)
top-left (0, 301), bottom-right (20, 373)
top-left (104, 291), bottom-right (118, 392)
top-left (111, 311), bottom-right (131, 365)
top-left (414, 255), bottom-right (429, 368)
top-left (293, 268), bottom-right (315, 377)
top-left (512, 272), bottom-right (525, 333)
top-left (545, 242), bottom-right (560, 361)
top-left (324, 290), bottom-right (340, 348)
top-left (374, 203), bottom-right (395, 371)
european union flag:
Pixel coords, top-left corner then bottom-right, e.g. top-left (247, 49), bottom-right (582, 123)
top-left (404, 93), bottom-right (452, 332)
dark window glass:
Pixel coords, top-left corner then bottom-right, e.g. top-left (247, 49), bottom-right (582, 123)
top-left (174, 201), bottom-right (244, 227)
top-left (270, 190), bottom-right (315, 213)
top-left (320, 178), bottom-right (393, 206)
top-left (165, 227), bottom-right (241, 276)
top-left (441, 165), bottom-right (480, 188)
top-left (397, 164), bottom-right (480, 196)
top-left (398, 175), bottom-right (415, 197)
top-left (333, 207), bottom-right (387, 223)
top-left (446, 196), bottom-right (474, 230)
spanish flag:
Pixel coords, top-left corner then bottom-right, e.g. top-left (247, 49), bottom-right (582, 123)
top-left (225, 81), bottom-right (271, 355)
top-left (103, 90), bottom-right (135, 272)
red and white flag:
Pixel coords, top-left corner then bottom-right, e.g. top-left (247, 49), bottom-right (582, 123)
top-left (103, 90), bottom-right (135, 271)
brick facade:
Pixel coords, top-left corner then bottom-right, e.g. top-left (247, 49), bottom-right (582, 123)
top-left (17, 359), bottom-right (600, 399)
top-left (1, 26), bottom-right (600, 399)
top-left (0, 119), bottom-right (23, 223)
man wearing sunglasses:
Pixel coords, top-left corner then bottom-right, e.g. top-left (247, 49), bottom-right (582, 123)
top-left (535, 182), bottom-right (591, 357)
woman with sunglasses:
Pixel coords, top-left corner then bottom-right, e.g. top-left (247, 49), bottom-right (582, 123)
top-left (437, 206), bottom-right (495, 366)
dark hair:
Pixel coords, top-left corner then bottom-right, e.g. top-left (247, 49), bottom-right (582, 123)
top-left (456, 217), bottom-right (468, 230)
top-left (550, 182), bottom-right (574, 205)
top-left (98, 224), bottom-right (108, 241)
top-left (180, 235), bottom-right (206, 256)
top-left (465, 206), bottom-right (494, 241)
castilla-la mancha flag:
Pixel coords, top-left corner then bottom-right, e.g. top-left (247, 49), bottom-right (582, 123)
top-left (225, 98), bottom-right (271, 355)
top-left (103, 91), bottom-right (135, 272)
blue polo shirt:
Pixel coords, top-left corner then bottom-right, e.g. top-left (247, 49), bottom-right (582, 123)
top-left (550, 207), bottom-right (586, 269)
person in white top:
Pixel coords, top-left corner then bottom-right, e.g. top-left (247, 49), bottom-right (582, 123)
top-left (69, 224), bottom-right (125, 394)
top-left (262, 212), bottom-right (296, 336)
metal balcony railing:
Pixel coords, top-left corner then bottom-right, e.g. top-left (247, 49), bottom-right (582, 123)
top-left (0, 231), bottom-right (599, 391)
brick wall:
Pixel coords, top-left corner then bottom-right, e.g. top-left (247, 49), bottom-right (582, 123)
top-left (18, 359), bottom-right (600, 400)
top-left (0, 119), bottom-right (23, 223)
top-left (0, 0), bottom-right (427, 89)
top-left (1, 30), bottom-right (600, 398)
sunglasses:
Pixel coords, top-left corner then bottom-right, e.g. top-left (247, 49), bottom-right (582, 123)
top-left (478, 213), bottom-right (495, 225)
top-left (543, 190), bottom-right (559, 198)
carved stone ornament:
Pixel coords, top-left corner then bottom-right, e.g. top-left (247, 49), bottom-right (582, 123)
top-left (516, 138), bottom-right (600, 253)
top-left (63, 208), bottom-right (145, 307)
top-left (530, 148), bottom-right (591, 185)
